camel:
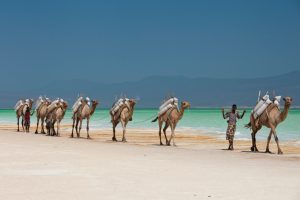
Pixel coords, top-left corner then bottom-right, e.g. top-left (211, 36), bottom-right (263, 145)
top-left (52, 101), bottom-right (68, 136)
top-left (245, 97), bottom-right (292, 154)
top-left (152, 101), bottom-right (190, 146)
top-left (35, 99), bottom-right (51, 134)
top-left (71, 99), bottom-right (98, 139)
top-left (15, 99), bottom-right (34, 132)
top-left (111, 99), bottom-right (136, 142)
top-left (45, 100), bottom-right (62, 136)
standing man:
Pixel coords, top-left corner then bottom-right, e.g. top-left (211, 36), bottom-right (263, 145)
top-left (222, 105), bottom-right (246, 150)
top-left (24, 107), bottom-right (31, 132)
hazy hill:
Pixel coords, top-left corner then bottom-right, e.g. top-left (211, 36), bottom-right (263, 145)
top-left (1, 71), bottom-right (299, 108)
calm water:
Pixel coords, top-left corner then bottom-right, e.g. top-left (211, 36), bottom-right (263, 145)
top-left (1, 109), bottom-right (299, 141)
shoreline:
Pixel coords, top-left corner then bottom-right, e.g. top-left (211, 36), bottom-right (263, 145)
top-left (1, 124), bottom-right (300, 156)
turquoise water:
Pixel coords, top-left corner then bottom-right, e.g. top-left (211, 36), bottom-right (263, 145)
top-left (1, 109), bottom-right (299, 142)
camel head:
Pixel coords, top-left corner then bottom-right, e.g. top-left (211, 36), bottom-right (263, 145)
top-left (60, 101), bottom-right (68, 109)
top-left (128, 99), bottom-right (136, 108)
top-left (92, 100), bottom-right (99, 107)
top-left (181, 101), bottom-right (190, 109)
top-left (283, 97), bottom-right (293, 106)
top-left (28, 99), bottom-right (34, 108)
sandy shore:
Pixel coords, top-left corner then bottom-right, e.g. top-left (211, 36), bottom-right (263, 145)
top-left (0, 126), bottom-right (300, 200)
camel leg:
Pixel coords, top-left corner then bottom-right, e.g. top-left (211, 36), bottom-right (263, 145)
top-left (35, 117), bottom-right (39, 134)
top-left (163, 122), bottom-right (169, 145)
top-left (121, 120), bottom-right (127, 142)
top-left (48, 121), bottom-right (52, 136)
top-left (251, 131), bottom-right (259, 152)
top-left (86, 118), bottom-right (90, 139)
top-left (75, 119), bottom-right (80, 138)
top-left (265, 130), bottom-right (273, 153)
top-left (21, 117), bottom-right (25, 132)
top-left (52, 122), bottom-right (55, 136)
top-left (75, 118), bottom-right (79, 137)
top-left (158, 120), bottom-right (163, 145)
top-left (171, 124), bottom-right (177, 146)
top-left (50, 122), bottom-right (53, 136)
top-left (46, 120), bottom-right (50, 136)
top-left (41, 118), bottom-right (45, 134)
top-left (112, 122), bottom-right (118, 141)
top-left (71, 118), bottom-right (75, 138)
top-left (272, 128), bottom-right (283, 154)
top-left (168, 123), bottom-right (176, 146)
top-left (56, 121), bottom-right (60, 137)
top-left (52, 120), bottom-right (57, 136)
top-left (17, 117), bottom-right (20, 132)
top-left (78, 119), bottom-right (83, 138)
top-left (112, 124), bottom-right (116, 141)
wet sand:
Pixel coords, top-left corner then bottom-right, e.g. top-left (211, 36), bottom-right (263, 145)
top-left (0, 125), bottom-right (300, 200)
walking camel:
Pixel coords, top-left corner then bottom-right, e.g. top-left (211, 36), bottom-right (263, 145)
top-left (152, 101), bottom-right (190, 146)
top-left (52, 101), bottom-right (68, 136)
top-left (71, 99), bottom-right (98, 139)
top-left (45, 99), bottom-right (62, 136)
top-left (111, 99), bottom-right (136, 142)
top-left (35, 98), bottom-right (51, 134)
top-left (245, 97), bottom-right (292, 154)
top-left (15, 99), bottom-right (34, 132)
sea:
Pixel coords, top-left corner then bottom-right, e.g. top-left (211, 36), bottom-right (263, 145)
top-left (0, 109), bottom-right (299, 142)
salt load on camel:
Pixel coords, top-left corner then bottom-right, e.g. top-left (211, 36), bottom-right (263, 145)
top-left (152, 97), bottom-right (179, 122)
top-left (110, 98), bottom-right (131, 117)
top-left (35, 96), bottom-right (51, 111)
top-left (72, 96), bottom-right (91, 115)
top-left (251, 92), bottom-right (282, 120)
top-left (14, 99), bottom-right (25, 111)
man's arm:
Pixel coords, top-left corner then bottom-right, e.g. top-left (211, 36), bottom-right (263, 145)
top-left (221, 108), bottom-right (226, 119)
top-left (30, 110), bottom-right (35, 116)
top-left (239, 110), bottom-right (246, 119)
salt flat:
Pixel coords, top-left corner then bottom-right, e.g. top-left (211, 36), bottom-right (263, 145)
top-left (0, 129), bottom-right (299, 200)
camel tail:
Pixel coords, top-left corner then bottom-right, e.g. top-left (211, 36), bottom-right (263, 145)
top-left (244, 122), bottom-right (251, 129)
top-left (151, 117), bottom-right (158, 123)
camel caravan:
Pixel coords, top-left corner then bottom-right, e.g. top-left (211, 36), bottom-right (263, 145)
top-left (14, 91), bottom-right (293, 154)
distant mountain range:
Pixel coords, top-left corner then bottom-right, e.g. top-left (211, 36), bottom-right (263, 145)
top-left (1, 71), bottom-right (299, 108)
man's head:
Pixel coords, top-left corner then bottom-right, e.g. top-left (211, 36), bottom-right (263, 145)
top-left (232, 104), bottom-right (237, 112)
top-left (26, 107), bottom-right (30, 112)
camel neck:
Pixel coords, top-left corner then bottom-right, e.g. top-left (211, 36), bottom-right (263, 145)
top-left (279, 103), bottom-right (290, 122)
top-left (90, 104), bottom-right (97, 116)
top-left (178, 106), bottom-right (185, 120)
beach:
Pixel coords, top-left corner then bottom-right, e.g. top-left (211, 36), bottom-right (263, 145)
top-left (0, 126), bottom-right (300, 200)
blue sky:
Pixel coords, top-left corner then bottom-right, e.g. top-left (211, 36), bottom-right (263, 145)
top-left (1, 0), bottom-right (300, 85)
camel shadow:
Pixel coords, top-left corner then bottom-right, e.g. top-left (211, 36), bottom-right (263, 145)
top-left (69, 136), bottom-right (93, 140)
top-left (218, 149), bottom-right (275, 154)
top-left (220, 148), bottom-right (230, 151)
top-left (105, 139), bottom-right (129, 143)
top-left (152, 144), bottom-right (169, 147)
top-left (240, 150), bottom-right (274, 154)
